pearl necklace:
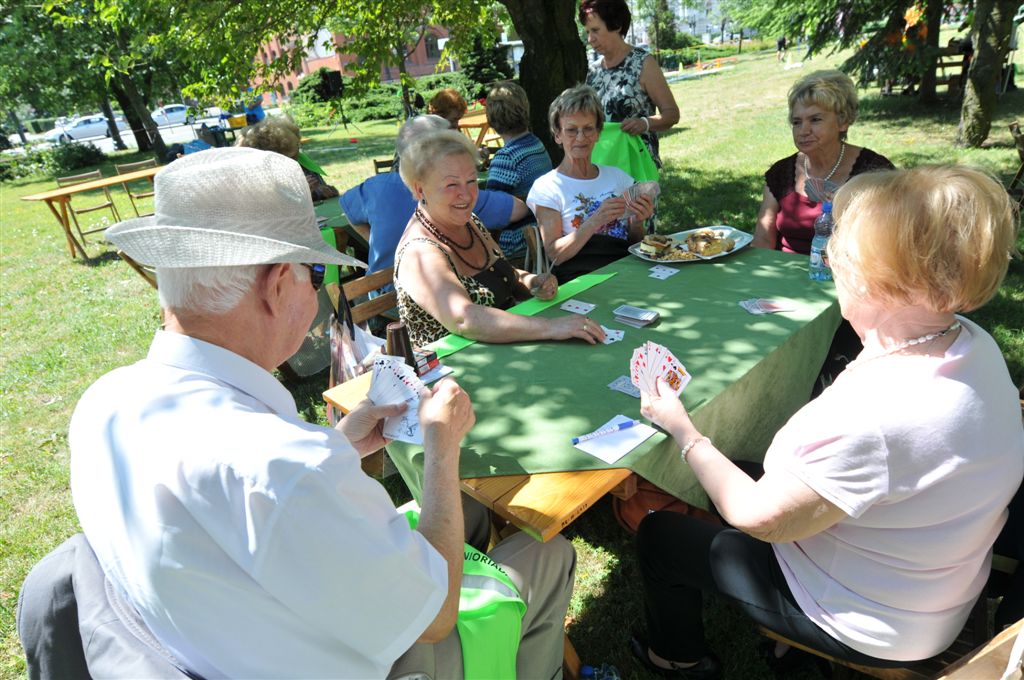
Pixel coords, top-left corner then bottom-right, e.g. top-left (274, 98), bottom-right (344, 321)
top-left (851, 321), bottom-right (961, 368)
top-left (803, 142), bottom-right (846, 183)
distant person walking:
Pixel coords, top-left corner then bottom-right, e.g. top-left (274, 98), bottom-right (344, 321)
top-left (776, 36), bottom-right (787, 61)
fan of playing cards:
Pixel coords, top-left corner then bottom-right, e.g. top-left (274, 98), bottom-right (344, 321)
top-left (366, 355), bottom-right (427, 444)
top-left (630, 341), bottom-right (691, 396)
top-left (622, 181), bottom-right (661, 221)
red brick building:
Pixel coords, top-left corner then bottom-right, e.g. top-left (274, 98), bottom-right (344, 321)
top-left (254, 26), bottom-right (453, 103)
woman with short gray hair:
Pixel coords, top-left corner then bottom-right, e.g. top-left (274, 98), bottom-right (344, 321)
top-left (527, 84), bottom-right (653, 281)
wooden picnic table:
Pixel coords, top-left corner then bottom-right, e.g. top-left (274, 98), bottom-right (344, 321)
top-left (21, 166), bottom-right (162, 259)
top-left (325, 245), bottom-right (840, 542)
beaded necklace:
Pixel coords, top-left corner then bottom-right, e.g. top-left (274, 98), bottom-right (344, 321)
top-left (415, 206), bottom-right (488, 270)
top-left (803, 142), bottom-right (846, 183)
top-left (850, 320), bottom-right (961, 369)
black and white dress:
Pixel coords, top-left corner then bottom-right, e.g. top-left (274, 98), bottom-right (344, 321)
top-left (587, 46), bottom-right (661, 168)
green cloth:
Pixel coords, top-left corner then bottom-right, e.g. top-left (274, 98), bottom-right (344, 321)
top-left (403, 507), bottom-right (525, 679)
top-left (428, 273), bottom-right (617, 359)
top-left (296, 150), bottom-right (327, 178)
top-left (590, 122), bottom-right (659, 182)
top-left (318, 227), bottom-right (340, 287)
top-left (386, 247), bottom-right (840, 509)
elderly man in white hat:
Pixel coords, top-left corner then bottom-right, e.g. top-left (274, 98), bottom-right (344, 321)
top-left (17, 148), bottom-right (575, 679)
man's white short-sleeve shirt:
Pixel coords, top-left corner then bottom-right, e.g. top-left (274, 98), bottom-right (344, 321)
top-left (70, 330), bottom-right (448, 679)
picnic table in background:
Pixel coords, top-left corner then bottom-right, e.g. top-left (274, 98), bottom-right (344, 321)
top-left (21, 165), bottom-right (162, 259)
top-left (325, 246), bottom-right (840, 541)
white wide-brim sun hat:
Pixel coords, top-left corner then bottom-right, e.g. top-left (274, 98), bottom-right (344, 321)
top-left (105, 147), bottom-right (365, 269)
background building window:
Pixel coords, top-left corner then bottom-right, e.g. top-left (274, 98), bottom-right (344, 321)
top-left (424, 33), bottom-right (440, 59)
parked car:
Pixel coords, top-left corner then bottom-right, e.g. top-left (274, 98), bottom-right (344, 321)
top-left (43, 114), bottom-right (128, 143)
top-left (151, 103), bottom-right (195, 127)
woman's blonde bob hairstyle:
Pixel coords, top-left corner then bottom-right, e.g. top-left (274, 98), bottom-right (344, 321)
top-left (787, 70), bottom-right (859, 132)
top-left (398, 130), bottom-right (480, 193)
top-left (828, 165), bottom-right (1019, 314)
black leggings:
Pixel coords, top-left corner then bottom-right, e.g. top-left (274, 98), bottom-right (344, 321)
top-left (636, 511), bottom-right (910, 667)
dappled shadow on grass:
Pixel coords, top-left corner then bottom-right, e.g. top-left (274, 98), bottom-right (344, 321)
top-left (657, 164), bottom-right (764, 231)
top-left (563, 503), bottom-right (791, 679)
top-left (78, 249), bottom-right (120, 268)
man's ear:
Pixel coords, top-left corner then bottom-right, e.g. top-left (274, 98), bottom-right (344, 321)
top-left (256, 263), bottom-right (292, 316)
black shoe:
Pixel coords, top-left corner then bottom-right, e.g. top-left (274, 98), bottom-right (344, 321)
top-left (628, 634), bottom-right (722, 679)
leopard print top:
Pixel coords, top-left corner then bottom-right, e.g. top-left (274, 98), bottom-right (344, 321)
top-left (394, 217), bottom-right (518, 347)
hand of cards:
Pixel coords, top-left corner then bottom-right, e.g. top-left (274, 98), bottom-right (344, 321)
top-left (630, 341), bottom-right (691, 396)
top-left (366, 355), bottom-right (427, 444)
top-left (622, 181), bottom-right (661, 221)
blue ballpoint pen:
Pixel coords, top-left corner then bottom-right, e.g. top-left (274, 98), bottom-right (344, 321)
top-left (572, 419), bottom-right (640, 445)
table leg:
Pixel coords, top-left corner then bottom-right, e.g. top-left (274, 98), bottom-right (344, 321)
top-left (45, 199), bottom-right (89, 259)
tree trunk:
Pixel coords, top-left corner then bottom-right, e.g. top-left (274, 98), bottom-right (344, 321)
top-left (99, 96), bottom-right (128, 151)
top-left (956, 0), bottom-right (1019, 147)
top-left (8, 110), bottom-right (28, 145)
top-left (111, 73), bottom-right (166, 158)
top-left (397, 40), bottom-right (414, 120)
top-left (916, 0), bottom-right (944, 104)
top-left (499, 0), bottom-right (588, 163)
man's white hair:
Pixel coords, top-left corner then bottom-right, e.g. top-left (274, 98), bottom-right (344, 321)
top-left (156, 264), bottom-right (309, 314)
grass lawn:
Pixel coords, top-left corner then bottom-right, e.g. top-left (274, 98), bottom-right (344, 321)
top-left (2, 45), bottom-right (1022, 679)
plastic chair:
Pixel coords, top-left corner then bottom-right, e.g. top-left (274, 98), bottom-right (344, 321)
top-left (115, 158), bottom-right (158, 217)
top-left (55, 170), bottom-right (121, 247)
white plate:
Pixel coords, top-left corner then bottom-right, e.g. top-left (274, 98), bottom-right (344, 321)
top-left (628, 226), bottom-right (753, 263)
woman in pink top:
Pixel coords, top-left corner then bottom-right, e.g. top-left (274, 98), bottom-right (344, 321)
top-left (753, 70), bottom-right (894, 255)
top-left (630, 166), bottom-right (1022, 679)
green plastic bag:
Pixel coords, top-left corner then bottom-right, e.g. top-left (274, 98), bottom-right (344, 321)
top-left (590, 122), bottom-right (659, 182)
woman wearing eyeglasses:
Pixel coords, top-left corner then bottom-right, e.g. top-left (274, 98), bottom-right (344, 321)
top-left (527, 85), bottom-right (654, 282)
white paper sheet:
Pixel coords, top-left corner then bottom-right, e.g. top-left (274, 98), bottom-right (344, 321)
top-left (573, 414), bottom-right (657, 464)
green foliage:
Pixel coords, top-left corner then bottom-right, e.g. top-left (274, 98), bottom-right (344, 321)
top-left (286, 72), bottom-right (474, 125)
top-left (460, 34), bottom-right (514, 99)
top-left (45, 142), bottom-right (107, 173)
top-left (293, 67), bottom-right (341, 104)
top-left (27, 118), bottom-right (58, 134)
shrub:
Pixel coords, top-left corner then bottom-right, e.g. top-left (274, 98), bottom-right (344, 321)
top-left (27, 118), bottom-right (57, 134)
top-left (0, 146), bottom-right (51, 182)
top-left (44, 142), bottom-right (107, 174)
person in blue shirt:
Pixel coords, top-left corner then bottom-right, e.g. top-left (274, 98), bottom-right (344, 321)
top-left (483, 81), bottom-right (553, 258)
top-left (340, 115), bottom-right (529, 275)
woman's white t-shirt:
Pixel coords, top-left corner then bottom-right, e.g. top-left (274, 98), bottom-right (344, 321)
top-left (526, 165), bottom-right (634, 240)
top-left (766, 316), bottom-right (1024, 661)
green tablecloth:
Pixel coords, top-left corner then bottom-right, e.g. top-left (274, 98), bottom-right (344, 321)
top-left (386, 246), bottom-right (841, 508)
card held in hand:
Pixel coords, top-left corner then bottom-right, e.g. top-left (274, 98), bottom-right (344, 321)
top-left (366, 355), bottom-right (427, 444)
top-left (629, 341), bottom-right (691, 396)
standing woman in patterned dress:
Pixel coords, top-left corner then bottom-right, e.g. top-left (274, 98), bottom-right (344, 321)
top-left (579, 0), bottom-right (680, 170)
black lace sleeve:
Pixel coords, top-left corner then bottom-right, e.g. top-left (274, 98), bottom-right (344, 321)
top-left (764, 154), bottom-right (798, 201)
top-left (850, 148), bottom-right (896, 176)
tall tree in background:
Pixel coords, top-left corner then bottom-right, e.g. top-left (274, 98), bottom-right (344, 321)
top-left (498, 0), bottom-right (587, 160)
top-left (727, 0), bottom-right (1022, 146)
top-left (957, 0), bottom-right (1020, 146)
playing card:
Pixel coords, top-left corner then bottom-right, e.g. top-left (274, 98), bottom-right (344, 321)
top-left (739, 298), bottom-right (796, 315)
top-left (649, 265), bottom-right (678, 280)
top-left (613, 305), bottom-right (658, 323)
top-left (623, 181), bottom-right (661, 220)
top-left (367, 355), bottom-right (426, 444)
top-left (629, 341), bottom-right (691, 396)
top-left (601, 326), bottom-right (624, 344)
top-left (608, 375), bottom-right (641, 398)
top-left (560, 299), bottom-right (597, 315)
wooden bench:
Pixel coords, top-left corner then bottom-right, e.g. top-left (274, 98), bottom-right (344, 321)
top-left (934, 46), bottom-right (970, 97)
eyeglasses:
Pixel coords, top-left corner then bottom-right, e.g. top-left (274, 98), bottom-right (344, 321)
top-left (302, 263), bottom-right (326, 291)
top-left (561, 125), bottom-right (598, 139)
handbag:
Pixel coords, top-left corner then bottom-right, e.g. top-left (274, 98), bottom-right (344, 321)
top-left (612, 476), bottom-right (721, 534)
top-left (326, 285), bottom-right (384, 426)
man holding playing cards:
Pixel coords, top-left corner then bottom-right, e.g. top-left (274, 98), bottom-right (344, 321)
top-left (18, 148), bottom-right (575, 680)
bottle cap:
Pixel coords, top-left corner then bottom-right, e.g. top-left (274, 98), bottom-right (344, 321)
top-left (822, 201), bottom-right (833, 213)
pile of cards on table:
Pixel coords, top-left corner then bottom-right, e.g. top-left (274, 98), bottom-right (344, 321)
top-left (614, 304), bottom-right (660, 328)
top-left (630, 341), bottom-right (691, 396)
top-left (738, 298), bottom-right (796, 315)
top-left (366, 355), bottom-right (426, 444)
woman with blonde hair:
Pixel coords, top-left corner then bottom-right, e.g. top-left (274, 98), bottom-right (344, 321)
top-left (632, 165), bottom-right (1022, 678)
top-left (237, 115), bottom-right (339, 201)
top-left (393, 129), bottom-right (607, 347)
top-left (753, 70), bottom-right (893, 254)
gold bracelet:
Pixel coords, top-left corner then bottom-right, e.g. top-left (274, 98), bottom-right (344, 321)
top-left (680, 436), bottom-right (710, 464)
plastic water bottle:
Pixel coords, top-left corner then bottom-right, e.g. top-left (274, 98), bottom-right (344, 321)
top-left (809, 201), bottom-right (834, 281)
top-left (580, 663), bottom-right (622, 680)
